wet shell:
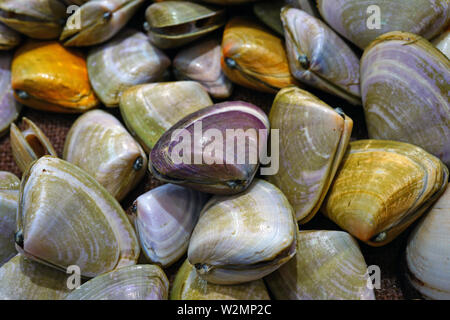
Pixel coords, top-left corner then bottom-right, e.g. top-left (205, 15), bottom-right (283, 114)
top-left (281, 8), bottom-right (361, 105)
top-left (265, 230), bottom-right (375, 300)
top-left (322, 140), bottom-right (449, 246)
top-left (10, 117), bottom-right (57, 173)
top-left (131, 184), bottom-right (209, 268)
top-left (171, 259), bottom-right (271, 300)
top-left (63, 110), bottom-right (147, 201)
top-left (0, 255), bottom-right (70, 300)
top-left (221, 17), bottom-right (299, 93)
top-left (11, 40), bottom-right (99, 113)
top-left (268, 86), bottom-right (353, 223)
top-left (0, 0), bottom-right (67, 40)
top-left (0, 51), bottom-right (21, 136)
top-left (253, 1), bottom-right (284, 36)
top-left (406, 185), bottom-right (450, 300)
top-left (87, 29), bottom-right (170, 107)
top-left (173, 38), bottom-right (233, 99)
top-left (0, 23), bottom-right (21, 50)
top-left (361, 32), bottom-right (450, 166)
top-left (0, 172), bottom-right (20, 267)
top-left (188, 179), bottom-right (297, 284)
top-left (61, 0), bottom-right (145, 47)
top-left (149, 101), bottom-right (269, 195)
top-left (144, 1), bottom-right (226, 49)
top-left (65, 265), bottom-right (169, 300)
top-left (317, 0), bottom-right (450, 49)
top-left (17, 156), bottom-right (140, 277)
top-left (119, 81), bottom-right (213, 152)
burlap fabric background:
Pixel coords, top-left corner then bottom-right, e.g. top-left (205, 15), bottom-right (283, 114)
top-left (0, 83), bottom-right (424, 300)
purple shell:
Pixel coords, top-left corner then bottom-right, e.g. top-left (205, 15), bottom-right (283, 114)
top-left (150, 101), bottom-right (270, 195)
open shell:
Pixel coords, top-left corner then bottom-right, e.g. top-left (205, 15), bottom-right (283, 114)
top-left (171, 259), bottom-right (271, 300)
top-left (63, 110), bottom-right (147, 201)
top-left (268, 86), bottom-right (353, 223)
top-left (0, 172), bottom-right (20, 267)
top-left (144, 1), bottom-right (226, 49)
top-left (65, 265), bottom-right (169, 300)
top-left (0, 255), bottom-right (70, 300)
top-left (188, 179), bottom-right (297, 284)
top-left (173, 38), bottom-right (233, 99)
top-left (317, 0), bottom-right (450, 49)
top-left (281, 8), bottom-right (361, 105)
top-left (221, 17), bottom-right (299, 93)
top-left (87, 29), bottom-right (170, 107)
top-left (17, 156), bottom-right (140, 277)
top-left (119, 81), bottom-right (213, 152)
top-left (131, 184), bottom-right (209, 268)
top-left (10, 117), bottom-right (57, 173)
top-left (361, 32), bottom-right (450, 167)
top-left (265, 230), bottom-right (375, 300)
top-left (11, 40), bottom-right (99, 113)
top-left (406, 185), bottom-right (450, 300)
top-left (0, 0), bottom-right (67, 40)
top-left (322, 140), bottom-right (449, 246)
top-left (61, 0), bottom-right (146, 46)
top-left (0, 51), bottom-right (21, 136)
top-left (149, 101), bottom-right (269, 195)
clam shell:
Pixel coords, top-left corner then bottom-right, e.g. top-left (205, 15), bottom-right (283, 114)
top-left (265, 230), bottom-right (375, 300)
top-left (0, 23), bottom-right (21, 50)
top-left (281, 8), bottom-right (361, 105)
top-left (63, 110), bottom-right (147, 201)
top-left (17, 156), bottom-right (140, 277)
top-left (119, 81), bottom-right (213, 151)
top-left (317, 0), bottom-right (450, 49)
top-left (0, 255), bottom-right (70, 300)
top-left (87, 29), bottom-right (170, 107)
top-left (145, 1), bottom-right (226, 49)
top-left (361, 32), bottom-right (450, 166)
top-left (0, 172), bottom-right (20, 267)
top-left (61, 0), bottom-right (146, 47)
top-left (10, 117), bottom-right (57, 173)
top-left (406, 185), bottom-right (450, 300)
top-left (173, 38), bottom-right (233, 99)
top-left (65, 265), bottom-right (169, 300)
top-left (0, 51), bottom-right (21, 136)
top-left (253, 1), bottom-right (284, 36)
top-left (149, 101), bottom-right (269, 195)
top-left (322, 140), bottom-right (449, 246)
top-left (171, 259), bottom-right (271, 300)
top-left (0, 0), bottom-right (67, 40)
top-left (188, 179), bottom-right (297, 284)
top-left (131, 184), bottom-right (208, 268)
top-left (432, 28), bottom-right (450, 58)
top-left (268, 86), bottom-right (353, 223)
top-left (11, 40), bottom-right (99, 113)
top-left (221, 17), bottom-right (299, 93)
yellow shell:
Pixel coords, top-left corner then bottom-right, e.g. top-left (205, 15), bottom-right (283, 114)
top-left (171, 259), bottom-right (270, 300)
top-left (322, 140), bottom-right (449, 246)
top-left (221, 17), bottom-right (299, 93)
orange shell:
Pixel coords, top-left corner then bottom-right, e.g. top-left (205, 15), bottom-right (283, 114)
top-left (11, 40), bottom-right (99, 113)
top-left (221, 17), bottom-right (298, 93)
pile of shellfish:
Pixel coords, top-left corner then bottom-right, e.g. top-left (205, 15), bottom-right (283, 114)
top-left (0, 0), bottom-right (449, 300)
